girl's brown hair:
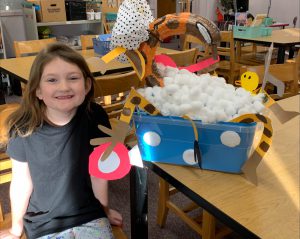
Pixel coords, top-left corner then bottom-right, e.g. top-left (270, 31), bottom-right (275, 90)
top-left (6, 42), bottom-right (96, 138)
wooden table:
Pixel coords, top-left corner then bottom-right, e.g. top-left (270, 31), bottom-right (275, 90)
top-left (269, 22), bottom-right (289, 29)
top-left (0, 48), bottom-right (179, 84)
top-left (235, 28), bottom-right (300, 63)
top-left (131, 95), bottom-right (300, 239)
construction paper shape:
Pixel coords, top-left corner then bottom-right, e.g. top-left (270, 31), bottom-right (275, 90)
top-left (89, 142), bottom-right (131, 180)
top-left (236, 71), bottom-right (259, 93)
top-left (110, 0), bottom-right (154, 64)
top-left (128, 145), bottom-right (144, 168)
top-left (154, 54), bottom-right (220, 73)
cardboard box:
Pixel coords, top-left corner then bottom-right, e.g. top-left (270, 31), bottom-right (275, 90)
top-left (28, 0), bottom-right (66, 22)
top-left (133, 113), bottom-right (257, 173)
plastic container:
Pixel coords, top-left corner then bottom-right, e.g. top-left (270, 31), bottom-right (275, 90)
top-left (233, 26), bottom-right (272, 38)
top-left (106, 12), bottom-right (117, 22)
top-left (92, 37), bottom-right (110, 55)
top-left (133, 113), bottom-right (257, 173)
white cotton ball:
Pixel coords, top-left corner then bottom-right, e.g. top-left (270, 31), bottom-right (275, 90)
top-left (152, 85), bottom-right (161, 96)
top-left (224, 104), bottom-right (237, 118)
top-left (214, 108), bottom-right (228, 122)
top-left (190, 87), bottom-right (200, 99)
top-left (212, 88), bottom-right (226, 99)
top-left (163, 76), bottom-right (174, 86)
top-left (253, 100), bottom-right (265, 113)
top-left (165, 84), bottom-right (180, 94)
top-left (137, 88), bottom-right (145, 95)
top-left (180, 94), bottom-right (190, 104)
top-left (165, 66), bottom-right (179, 78)
top-left (225, 83), bottom-right (236, 92)
top-left (197, 93), bottom-right (209, 105)
top-left (156, 63), bottom-right (166, 76)
top-left (179, 104), bottom-right (193, 115)
top-left (252, 93), bottom-right (266, 103)
top-left (205, 85), bottom-right (215, 95)
top-left (144, 87), bottom-right (153, 99)
top-left (238, 106), bottom-right (253, 115)
top-left (215, 76), bottom-right (227, 85)
top-left (178, 69), bottom-right (191, 75)
top-left (235, 87), bottom-right (251, 97)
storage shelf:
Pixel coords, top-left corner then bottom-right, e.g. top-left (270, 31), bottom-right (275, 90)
top-left (36, 19), bottom-right (101, 27)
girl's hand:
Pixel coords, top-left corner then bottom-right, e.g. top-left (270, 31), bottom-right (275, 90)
top-left (0, 229), bottom-right (21, 239)
top-left (105, 208), bottom-right (123, 227)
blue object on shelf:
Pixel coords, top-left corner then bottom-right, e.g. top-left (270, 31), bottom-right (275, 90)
top-left (133, 113), bottom-right (257, 173)
top-left (92, 36), bottom-right (111, 55)
top-left (233, 26), bottom-right (272, 38)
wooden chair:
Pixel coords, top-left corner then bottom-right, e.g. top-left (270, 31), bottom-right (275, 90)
top-left (0, 103), bottom-right (26, 238)
top-left (215, 31), bottom-right (241, 84)
top-left (157, 178), bottom-right (231, 239)
top-left (80, 34), bottom-right (98, 50)
top-left (240, 53), bottom-right (300, 99)
top-left (94, 70), bottom-right (141, 149)
top-left (162, 48), bottom-right (199, 67)
top-left (94, 71), bottom-right (141, 119)
top-left (13, 38), bottom-right (57, 58)
top-left (182, 34), bottom-right (210, 59)
top-left (13, 38), bottom-right (57, 93)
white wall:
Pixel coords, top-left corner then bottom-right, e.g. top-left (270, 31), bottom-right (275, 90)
top-left (150, 0), bottom-right (299, 28)
top-left (248, 0), bottom-right (299, 27)
top-left (192, 0), bottom-right (217, 21)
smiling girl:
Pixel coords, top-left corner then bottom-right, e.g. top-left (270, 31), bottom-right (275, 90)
top-left (0, 43), bottom-right (122, 239)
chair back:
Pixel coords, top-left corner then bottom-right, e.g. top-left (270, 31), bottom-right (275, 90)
top-left (163, 48), bottom-right (198, 67)
top-left (214, 31), bottom-right (238, 84)
top-left (94, 71), bottom-right (141, 118)
top-left (80, 34), bottom-right (98, 50)
top-left (182, 34), bottom-right (210, 58)
top-left (14, 38), bottom-right (57, 57)
top-left (240, 53), bottom-right (300, 99)
top-left (217, 31), bottom-right (235, 62)
top-left (0, 103), bottom-right (19, 222)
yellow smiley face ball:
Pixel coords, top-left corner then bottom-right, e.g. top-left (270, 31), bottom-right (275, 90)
top-left (240, 71), bottom-right (259, 92)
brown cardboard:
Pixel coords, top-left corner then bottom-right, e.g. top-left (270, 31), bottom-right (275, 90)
top-left (28, 0), bottom-right (66, 22)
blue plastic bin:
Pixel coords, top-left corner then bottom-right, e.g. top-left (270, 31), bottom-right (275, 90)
top-left (133, 113), bottom-right (257, 173)
top-left (92, 37), bottom-right (110, 55)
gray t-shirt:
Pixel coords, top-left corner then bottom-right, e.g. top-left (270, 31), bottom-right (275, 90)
top-left (7, 102), bottom-right (111, 239)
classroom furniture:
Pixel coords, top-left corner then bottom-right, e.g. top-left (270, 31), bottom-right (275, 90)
top-left (14, 38), bottom-right (57, 57)
top-left (80, 34), bottom-right (98, 50)
top-left (94, 71), bottom-right (141, 119)
top-left (0, 103), bottom-right (25, 238)
top-left (22, 5), bottom-right (102, 41)
top-left (162, 48), bottom-right (199, 67)
top-left (182, 34), bottom-right (210, 59)
top-left (240, 52), bottom-right (300, 99)
top-left (101, 0), bottom-right (120, 34)
top-left (157, 177), bottom-right (231, 238)
top-left (94, 70), bottom-right (141, 148)
top-left (235, 28), bottom-right (300, 64)
top-left (215, 31), bottom-right (241, 84)
top-left (130, 95), bottom-right (300, 239)
top-left (0, 47), bottom-right (179, 85)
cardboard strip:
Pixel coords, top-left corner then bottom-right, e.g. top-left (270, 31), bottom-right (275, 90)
top-left (119, 89), bottom-right (161, 124)
top-left (154, 54), bottom-right (220, 73)
top-left (101, 47), bottom-right (127, 63)
top-left (230, 113), bottom-right (273, 185)
top-left (125, 49), bottom-right (146, 80)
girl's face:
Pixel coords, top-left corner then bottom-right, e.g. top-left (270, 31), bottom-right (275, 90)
top-left (36, 58), bottom-right (91, 123)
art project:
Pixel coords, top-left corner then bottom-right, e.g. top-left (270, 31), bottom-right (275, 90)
top-left (87, 0), bottom-right (297, 185)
